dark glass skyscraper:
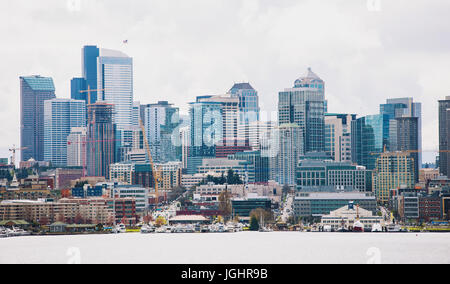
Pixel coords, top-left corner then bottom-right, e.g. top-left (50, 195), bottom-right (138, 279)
top-left (82, 45), bottom-right (100, 104)
top-left (380, 97), bottom-right (422, 167)
top-left (70, 77), bottom-right (87, 103)
top-left (20, 76), bottom-right (56, 162)
top-left (439, 96), bottom-right (450, 177)
top-left (396, 117), bottom-right (419, 182)
top-left (87, 103), bottom-right (115, 178)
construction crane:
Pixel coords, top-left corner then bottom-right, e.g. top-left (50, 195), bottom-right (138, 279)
top-left (79, 85), bottom-right (107, 105)
top-left (139, 119), bottom-right (161, 210)
top-left (370, 149), bottom-right (450, 156)
top-left (9, 145), bottom-right (27, 167)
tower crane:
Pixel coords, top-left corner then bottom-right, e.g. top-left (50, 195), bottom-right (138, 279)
top-left (9, 145), bottom-right (27, 167)
top-left (139, 119), bottom-right (161, 211)
top-left (79, 85), bottom-right (107, 105)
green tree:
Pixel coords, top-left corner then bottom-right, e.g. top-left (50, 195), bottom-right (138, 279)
top-left (250, 216), bottom-right (259, 231)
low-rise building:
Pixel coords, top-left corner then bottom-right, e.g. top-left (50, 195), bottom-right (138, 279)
top-left (293, 191), bottom-right (377, 218)
top-left (181, 173), bottom-right (208, 189)
top-left (320, 202), bottom-right (383, 231)
top-left (231, 195), bottom-right (271, 217)
top-left (116, 185), bottom-right (149, 212)
top-left (296, 159), bottom-right (370, 192)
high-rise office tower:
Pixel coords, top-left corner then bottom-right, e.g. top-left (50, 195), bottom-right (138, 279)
top-left (82, 45), bottom-right (100, 104)
top-left (229, 83), bottom-right (260, 125)
top-left (180, 126), bottom-right (190, 169)
top-left (188, 99), bottom-right (223, 174)
top-left (196, 95), bottom-right (240, 146)
top-left (132, 101), bottom-right (141, 127)
top-left (44, 99), bottom-right (86, 166)
top-left (396, 116), bottom-right (419, 182)
top-left (87, 103), bottom-right (115, 178)
top-left (238, 121), bottom-right (275, 151)
top-left (380, 98), bottom-right (422, 166)
top-left (97, 48), bottom-right (133, 130)
top-left (270, 124), bottom-right (303, 186)
top-left (67, 127), bottom-right (87, 167)
top-left (351, 114), bottom-right (390, 170)
top-left (278, 68), bottom-right (325, 154)
top-left (439, 96), bottom-right (450, 177)
top-left (325, 113), bottom-right (356, 162)
top-left (20, 76), bottom-right (56, 162)
top-left (70, 77), bottom-right (87, 103)
top-left (373, 152), bottom-right (415, 204)
top-left (144, 101), bottom-right (180, 163)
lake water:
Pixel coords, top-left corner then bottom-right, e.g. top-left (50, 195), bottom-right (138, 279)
top-left (0, 232), bottom-right (449, 264)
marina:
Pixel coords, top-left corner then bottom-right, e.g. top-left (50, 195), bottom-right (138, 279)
top-left (0, 232), bottom-right (449, 264)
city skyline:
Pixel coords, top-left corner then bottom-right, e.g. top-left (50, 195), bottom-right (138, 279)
top-left (1, 1), bottom-right (450, 164)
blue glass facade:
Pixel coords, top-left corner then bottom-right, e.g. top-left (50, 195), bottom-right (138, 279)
top-left (229, 83), bottom-right (260, 125)
top-left (82, 45), bottom-right (100, 104)
top-left (20, 76), bottom-right (56, 162)
top-left (351, 114), bottom-right (390, 170)
top-left (71, 77), bottom-right (87, 103)
top-left (44, 99), bottom-right (86, 166)
top-left (189, 100), bottom-right (223, 158)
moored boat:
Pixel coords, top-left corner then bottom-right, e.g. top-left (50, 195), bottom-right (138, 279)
top-left (353, 221), bottom-right (364, 232)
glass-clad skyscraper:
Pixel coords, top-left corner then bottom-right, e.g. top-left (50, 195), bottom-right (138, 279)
top-left (44, 99), bottom-right (86, 166)
top-left (351, 114), bottom-right (390, 170)
top-left (438, 96), bottom-right (450, 177)
top-left (380, 97), bottom-right (422, 168)
top-left (87, 103), bottom-right (116, 178)
top-left (70, 77), bottom-right (87, 103)
top-left (144, 101), bottom-right (180, 163)
top-left (82, 45), bottom-right (100, 104)
top-left (229, 83), bottom-right (260, 125)
top-left (97, 48), bottom-right (133, 130)
top-left (20, 76), bottom-right (56, 162)
top-left (278, 68), bottom-right (325, 154)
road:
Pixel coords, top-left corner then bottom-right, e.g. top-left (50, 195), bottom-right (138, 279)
top-left (281, 194), bottom-right (294, 222)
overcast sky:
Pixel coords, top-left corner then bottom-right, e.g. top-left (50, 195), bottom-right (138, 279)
top-left (1, 0), bottom-right (449, 163)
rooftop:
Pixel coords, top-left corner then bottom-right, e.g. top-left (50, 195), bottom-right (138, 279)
top-left (21, 76), bottom-right (55, 92)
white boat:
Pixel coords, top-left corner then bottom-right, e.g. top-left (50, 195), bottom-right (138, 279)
top-left (184, 224), bottom-right (195, 233)
top-left (225, 224), bottom-right (236, 233)
top-left (12, 227), bottom-right (30, 236)
top-left (371, 224), bottom-right (383, 232)
top-left (112, 224), bottom-right (126, 234)
top-left (386, 224), bottom-right (404, 232)
top-left (0, 227), bottom-right (7, 238)
top-left (155, 226), bottom-right (167, 233)
top-left (323, 225), bottom-right (332, 232)
top-left (140, 224), bottom-right (155, 234)
top-left (353, 221), bottom-right (364, 232)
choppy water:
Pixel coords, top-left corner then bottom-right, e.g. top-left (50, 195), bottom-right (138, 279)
top-left (0, 232), bottom-right (449, 264)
